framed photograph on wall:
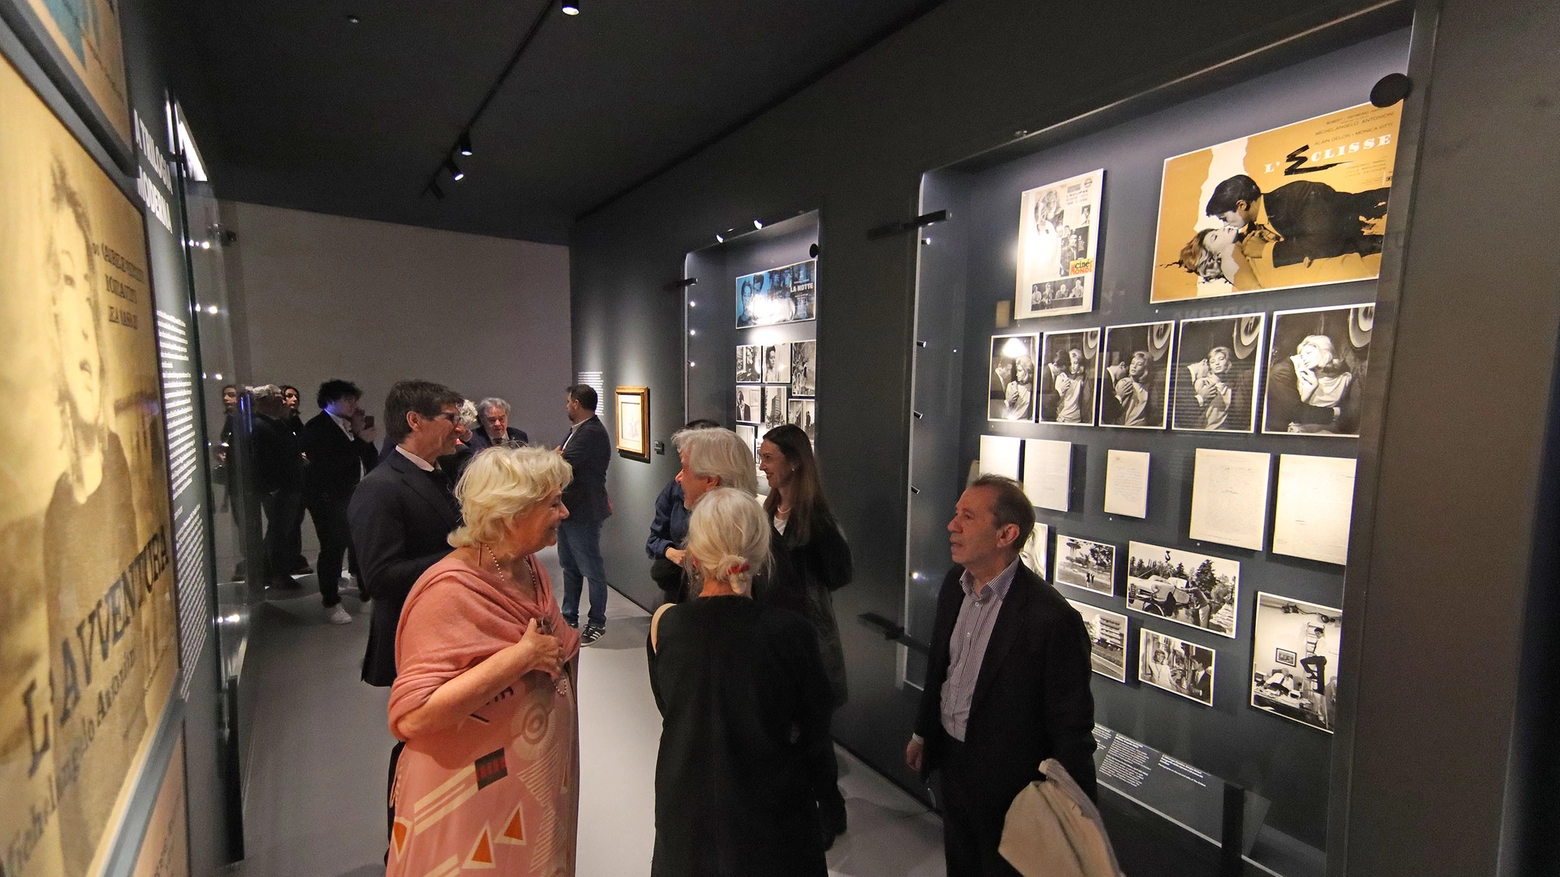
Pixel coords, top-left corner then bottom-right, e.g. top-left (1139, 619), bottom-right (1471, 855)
top-left (736, 344), bottom-right (763, 383)
top-left (790, 339), bottom-right (816, 396)
top-left (0, 0), bottom-right (135, 162)
top-left (1251, 592), bottom-right (1342, 732)
top-left (1015, 168), bottom-right (1104, 319)
top-left (1053, 534), bottom-right (1115, 596)
top-left (786, 398), bottom-right (816, 442)
top-left (736, 259), bottom-right (816, 328)
top-left (735, 423), bottom-right (758, 458)
top-left (762, 385), bottom-right (788, 429)
top-left (615, 386), bottom-right (650, 459)
top-left (763, 342), bottom-right (792, 385)
top-left (735, 385), bottom-right (762, 424)
top-left (1172, 313), bottom-right (1265, 433)
top-left (1039, 328), bottom-right (1100, 426)
top-left (988, 334), bottom-right (1038, 422)
top-left (1149, 103), bottom-right (1400, 302)
top-left (1140, 628), bottom-right (1216, 706)
top-left (1126, 541), bottom-right (1240, 638)
top-left (1100, 321), bottom-right (1174, 429)
top-left (1068, 600), bottom-right (1130, 683)
top-left (1263, 304), bottom-right (1373, 436)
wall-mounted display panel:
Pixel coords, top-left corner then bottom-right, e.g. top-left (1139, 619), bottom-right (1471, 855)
top-left (0, 50), bottom-right (178, 877)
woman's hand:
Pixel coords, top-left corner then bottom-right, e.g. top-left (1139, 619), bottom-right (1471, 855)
top-left (665, 547), bottom-right (687, 565)
top-left (512, 618), bottom-right (564, 679)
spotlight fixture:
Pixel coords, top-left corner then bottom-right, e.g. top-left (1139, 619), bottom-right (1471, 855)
top-left (561, 0), bottom-right (580, 15)
top-left (457, 131), bottom-right (473, 156)
top-left (753, 219), bottom-right (763, 229)
top-left (715, 233), bottom-right (724, 243)
top-left (345, 13), bottom-right (360, 24)
top-left (445, 158), bottom-right (465, 181)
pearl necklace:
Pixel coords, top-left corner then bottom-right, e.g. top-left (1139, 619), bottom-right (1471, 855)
top-left (483, 544), bottom-right (567, 697)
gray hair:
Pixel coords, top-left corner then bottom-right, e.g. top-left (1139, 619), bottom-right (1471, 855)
top-left (684, 487), bottom-right (771, 595)
top-left (250, 384), bottom-right (283, 402)
top-left (672, 427), bottom-right (758, 495)
top-left (449, 445), bottom-right (574, 549)
top-left (477, 397), bottom-right (511, 417)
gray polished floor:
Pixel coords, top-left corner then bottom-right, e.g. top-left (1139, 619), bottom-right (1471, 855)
top-left (234, 547), bottom-right (944, 877)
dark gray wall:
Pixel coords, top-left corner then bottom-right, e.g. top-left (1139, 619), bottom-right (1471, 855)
top-left (570, 0), bottom-right (1404, 830)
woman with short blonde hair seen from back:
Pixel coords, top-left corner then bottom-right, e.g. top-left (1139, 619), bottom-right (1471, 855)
top-left (387, 445), bottom-right (581, 877)
top-left (647, 487), bottom-right (835, 877)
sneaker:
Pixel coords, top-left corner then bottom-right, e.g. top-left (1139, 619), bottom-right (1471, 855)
top-left (580, 625), bottom-right (605, 646)
top-left (325, 604), bottom-right (352, 625)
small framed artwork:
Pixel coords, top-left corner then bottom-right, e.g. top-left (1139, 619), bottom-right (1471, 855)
top-left (1275, 648), bottom-right (1298, 667)
top-left (615, 386), bottom-right (651, 460)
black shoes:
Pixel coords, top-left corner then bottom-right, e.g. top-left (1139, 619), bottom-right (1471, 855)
top-left (819, 795), bottom-right (847, 850)
top-left (580, 624), bottom-right (605, 646)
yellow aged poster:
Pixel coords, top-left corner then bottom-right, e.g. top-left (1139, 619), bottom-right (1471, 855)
top-left (0, 54), bottom-right (176, 877)
top-left (22, 0), bottom-right (131, 148)
top-left (1150, 103), bottom-right (1401, 302)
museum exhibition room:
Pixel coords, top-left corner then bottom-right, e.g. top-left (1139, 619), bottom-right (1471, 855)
top-left (1, 0), bottom-right (1557, 875)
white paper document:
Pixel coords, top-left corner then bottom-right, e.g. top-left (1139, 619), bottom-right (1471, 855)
top-left (1272, 454), bottom-right (1356, 565)
top-left (1104, 450), bottom-right (1150, 518)
top-left (1022, 438), bottom-right (1072, 511)
top-left (1189, 448), bottom-right (1272, 550)
top-left (978, 435), bottom-right (1022, 480)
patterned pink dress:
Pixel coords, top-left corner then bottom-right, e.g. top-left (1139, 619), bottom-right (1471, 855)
top-left (387, 554), bottom-right (581, 877)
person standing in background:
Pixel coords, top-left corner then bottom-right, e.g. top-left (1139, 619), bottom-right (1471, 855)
top-left (280, 384), bottom-right (310, 574)
top-left (757, 424), bottom-right (853, 848)
top-left (301, 379), bottom-right (378, 625)
top-left (557, 384), bottom-right (613, 645)
top-left (469, 397), bottom-right (530, 450)
top-left (252, 384), bottom-right (305, 591)
top-left (646, 419), bottom-right (720, 604)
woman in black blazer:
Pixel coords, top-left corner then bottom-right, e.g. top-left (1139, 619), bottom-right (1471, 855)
top-left (757, 423), bottom-right (853, 846)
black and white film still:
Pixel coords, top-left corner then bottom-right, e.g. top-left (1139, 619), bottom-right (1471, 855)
top-left (1262, 304), bottom-right (1372, 437)
top-left (1126, 541), bottom-right (1240, 638)
top-left (1251, 592), bottom-right (1341, 733)
top-left (1139, 627), bottom-right (1216, 706)
top-left (1039, 328), bottom-right (1101, 426)
top-left (1053, 534), bottom-right (1116, 596)
top-left (762, 342), bottom-right (792, 385)
top-left (762, 385), bottom-right (788, 429)
top-left (1020, 523), bottom-right (1049, 578)
top-left (736, 344), bottom-right (763, 383)
top-left (1069, 599), bottom-right (1129, 683)
top-left (786, 399), bottom-right (816, 442)
top-left (735, 423), bottom-right (758, 459)
top-left (735, 385), bottom-right (762, 424)
top-left (1172, 313), bottom-right (1265, 433)
top-left (988, 334), bottom-right (1038, 422)
top-left (790, 339), bottom-right (816, 397)
top-left (1100, 321), bottom-right (1173, 429)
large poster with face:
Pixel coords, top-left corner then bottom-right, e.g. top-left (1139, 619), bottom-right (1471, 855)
top-left (1014, 169), bottom-right (1103, 319)
top-left (1150, 103), bottom-right (1401, 302)
top-left (9, 0), bottom-right (132, 150)
top-left (735, 259), bottom-right (816, 328)
top-left (1263, 305), bottom-right (1373, 436)
top-left (0, 55), bottom-right (177, 877)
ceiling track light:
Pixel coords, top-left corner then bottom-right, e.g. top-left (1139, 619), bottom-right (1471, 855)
top-left (445, 158), bottom-right (465, 181)
top-left (457, 131), bottom-right (473, 156)
top-left (426, 180), bottom-right (445, 200)
top-left (561, 0), bottom-right (580, 15)
top-left (753, 219), bottom-right (764, 229)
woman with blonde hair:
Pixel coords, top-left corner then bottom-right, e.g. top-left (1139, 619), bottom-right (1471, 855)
top-left (386, 445), bottom-right (580, 877)
top-left (647, 487), bottom-right (835, 877)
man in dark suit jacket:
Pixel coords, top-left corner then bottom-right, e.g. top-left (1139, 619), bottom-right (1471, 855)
top-left (252, 385), bottom-right (306, 592)
top-left (468, 396), bottom-right (530, 450)
top-left (348, 380), bottom-right (465, 686)
top-left (557, 384), bottom-right (613, 644)
top-left (906, 474), bottom-right (1097, 877)
top-left (301, 379), bottom-right (379, 624)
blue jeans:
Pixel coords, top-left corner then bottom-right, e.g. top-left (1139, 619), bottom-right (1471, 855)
top-left (557, 518), bottom-right (609, 628)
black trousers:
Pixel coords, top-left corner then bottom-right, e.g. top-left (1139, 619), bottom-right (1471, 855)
top-left (940, 738), bottom-right (1021, 877)
top-left (307, 492), bottom-right (353, 606)
top-left (260, 489), bottom-right (304, 584)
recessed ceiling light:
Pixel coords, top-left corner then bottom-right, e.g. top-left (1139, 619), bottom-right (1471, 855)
top-left (345, 13), bottom-right (360, 24)
top-left (753, 219), bottom-right (763, 229)
top-left (561, 0), bottom-right (580, 15)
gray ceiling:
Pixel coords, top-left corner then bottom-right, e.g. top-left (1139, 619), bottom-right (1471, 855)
top-left (166, 0), bottom-right (942, 244)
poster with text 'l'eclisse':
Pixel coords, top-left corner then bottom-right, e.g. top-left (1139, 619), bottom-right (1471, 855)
top-left (0, 54), bottom-right (178, 877)
top-left (1151, 103), bottom-right (1402, 302)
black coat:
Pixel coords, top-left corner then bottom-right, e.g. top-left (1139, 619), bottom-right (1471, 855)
top-left (252, 413), bottom-right (304, 494)
top-left (914, 562), bottom-right (1098, 805)
top-left (300, 411), bottom-right (377, 499)
top-left (560, 415), bottom-right (611, 522)
top-left (467, 425), bottom-right (529, 450)
top-left (348, 449), bottom-right (462, 686)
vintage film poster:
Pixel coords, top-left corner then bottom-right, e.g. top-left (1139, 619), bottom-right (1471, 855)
top-left (1019, 522), bottom-right (1048, 579)
top-left (0, 54), bottom-right (178, 877)
top-left (1100, 321), bottom-right (1173, 429)
top-left (735, 344), bottom-right (762, 383)
top-left (1054, 534), bottom-right (1115, 596)
top-left (988, 334), bottom-right (1037, 422)
top-left (19, 0), bottom-right (132, 148)
top-left (762, 342), bottom-right (791, 385)
top-left (1140, 628), bottom-right (1216, 706)
top-left (1068, 600), bottom-right (1129, 683)
top-left (1172, 313), bottom-right (1265, 433)
top-left (1039, 328), bottom-right (1100, 426)
top-left (734, 385), bottom-right (762, 424)
top-left (1126, 541), bottom-right (1240, 638)
top-left (1151, 103), bottom-right (1402, 302)
top-left (1251, 592), bottom-right (1341, 733)
top-left (1263, 304), bottom-right (1373, 436)
top-left (736, 259), bottom-right (816, 328)
top-left (1015, 168), bottom-right (1104, 319)
top-left (762, 385), bottom-right (788, 429)
top-left (789, 339), bottom-right (816, 397)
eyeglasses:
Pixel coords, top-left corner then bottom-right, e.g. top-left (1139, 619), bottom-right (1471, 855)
top-left (431, 410), bottom-right (461, 424)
